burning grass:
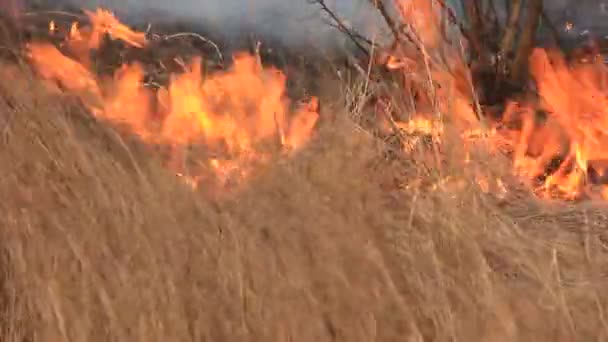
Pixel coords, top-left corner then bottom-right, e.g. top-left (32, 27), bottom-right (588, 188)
top-left (2, 59), bottom-right (608, 341)
top-left (2, 4), bottom-right (608, 341)
top-left (23, 9), bottom-right (320, 192)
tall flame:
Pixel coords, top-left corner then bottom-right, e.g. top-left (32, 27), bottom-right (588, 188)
top-left (380, 0), bottom-right (608, 200)
top-left (26, 9), bottom-right (319, 190)
top-left (23, 5), bottom-right (608, 201)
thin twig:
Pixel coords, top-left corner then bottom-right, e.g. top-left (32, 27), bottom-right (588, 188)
top-left (370, 0), bottom-right (419, 49)
top-left (499, 0), bottom-right (523, 56)
top-left (21, 10), bottom-right (87, 20)
top-left (323, 20), bottom-right (375, 46)
top-left (541, 10), bottom-right (565, 51)
top-left (161, 32), bottom-right (223, 63)
top-left (432, 0), bottom-right (475, 47)
top-left (308, 0), bottom-right (371, 57)
top-left (510, 0), bottom-right (543, 84)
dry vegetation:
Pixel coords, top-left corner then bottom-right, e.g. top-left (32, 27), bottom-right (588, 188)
top-left (0, 52), bottom-right (607, 342)
top-left (0, 1), bottom-right (608, 340)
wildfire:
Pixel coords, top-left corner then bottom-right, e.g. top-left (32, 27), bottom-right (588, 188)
top-left (26, 9), bottom-right (319, 191)
top-left (82, 8), bottom-right (147, 48)
top-left (17, 4), bottom-right (608, 201)
top-left (378, 0), bottom-right (608, 201)
top-left (509, 48), bottom-right (608, 199)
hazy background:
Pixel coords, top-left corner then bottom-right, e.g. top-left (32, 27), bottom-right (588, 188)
top-left (37, 0), bottom-right (389, 53)
top-left (19, 0), bottom-right (608, 55)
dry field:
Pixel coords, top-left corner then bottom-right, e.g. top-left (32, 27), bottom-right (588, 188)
top-left (0, 61), bottom-right (607, 342)
top-left (1, 5), bottom-right (608, 342)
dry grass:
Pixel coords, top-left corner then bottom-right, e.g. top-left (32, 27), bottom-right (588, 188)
top-left (1, 60), bottom-right (608, 342)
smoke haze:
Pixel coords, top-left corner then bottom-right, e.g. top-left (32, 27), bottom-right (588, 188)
top-left (34, 0), bottom-right (387, 53)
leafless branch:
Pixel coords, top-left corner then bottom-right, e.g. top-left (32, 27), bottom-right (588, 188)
top-left (322, 19), bottom-right (374, 47)
top-left (367, 0), bottom-right (423, 62)
top-left (160, 32), bottom-right (223, 63)
top-left (308, 0), bottom-right (371, 57)
top-left (21, 10), bottom-right (86, 20)
top-left (510, 0), bottom-right (543, 83)
top-left (432, 0), bottom-right (479, 55)
top-left (541, 10), bottom-right (565, 51)
top-left (499, 0), bottom-right (522, 56)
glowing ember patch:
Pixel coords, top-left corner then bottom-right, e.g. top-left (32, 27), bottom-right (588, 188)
top-left (396, 117), bottom-right (443, 136)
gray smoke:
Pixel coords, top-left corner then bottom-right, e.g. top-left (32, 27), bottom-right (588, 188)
top-left (41, 0), bottom-right (389, 54)
top-left (33, 0), bottom-right (601, 58)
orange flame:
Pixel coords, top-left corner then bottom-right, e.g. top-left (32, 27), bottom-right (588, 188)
top-left (380, 1), bottom-right (608, 201)
top-left (26, 9), bottom-right (319, 191)
top-left (27, 43), bottom-right (101, 99)
top-left (28, 5), bottom-right (608, 201)
top-left (83, 8), bottom-right (147, 49)
top-left (507, 48), bottom-right (608, 199)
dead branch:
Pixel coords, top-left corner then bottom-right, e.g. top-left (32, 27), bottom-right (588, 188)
top-left (540, 10), bottom-right (565, 51)
top-left (323, 20), bottom-right (375, 47)
top-left (510, 0), bottom-right (543, 84)
top-left (21, 10), bottom-right (86, 20)
top-left (366, 0), bottom-right (430, 71)
top-left (160, 32), bottom-right (223, 63)
top-left (432, 0), bottom-right (480, 57)
top-left (486, 0), bottom-right (502, 37)
top-left (370, 0), bottom-right (400, 41)
top-left (308, 0), bottom-right (372, 57)
top-left (499, 0), bottom-right (522, 57)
